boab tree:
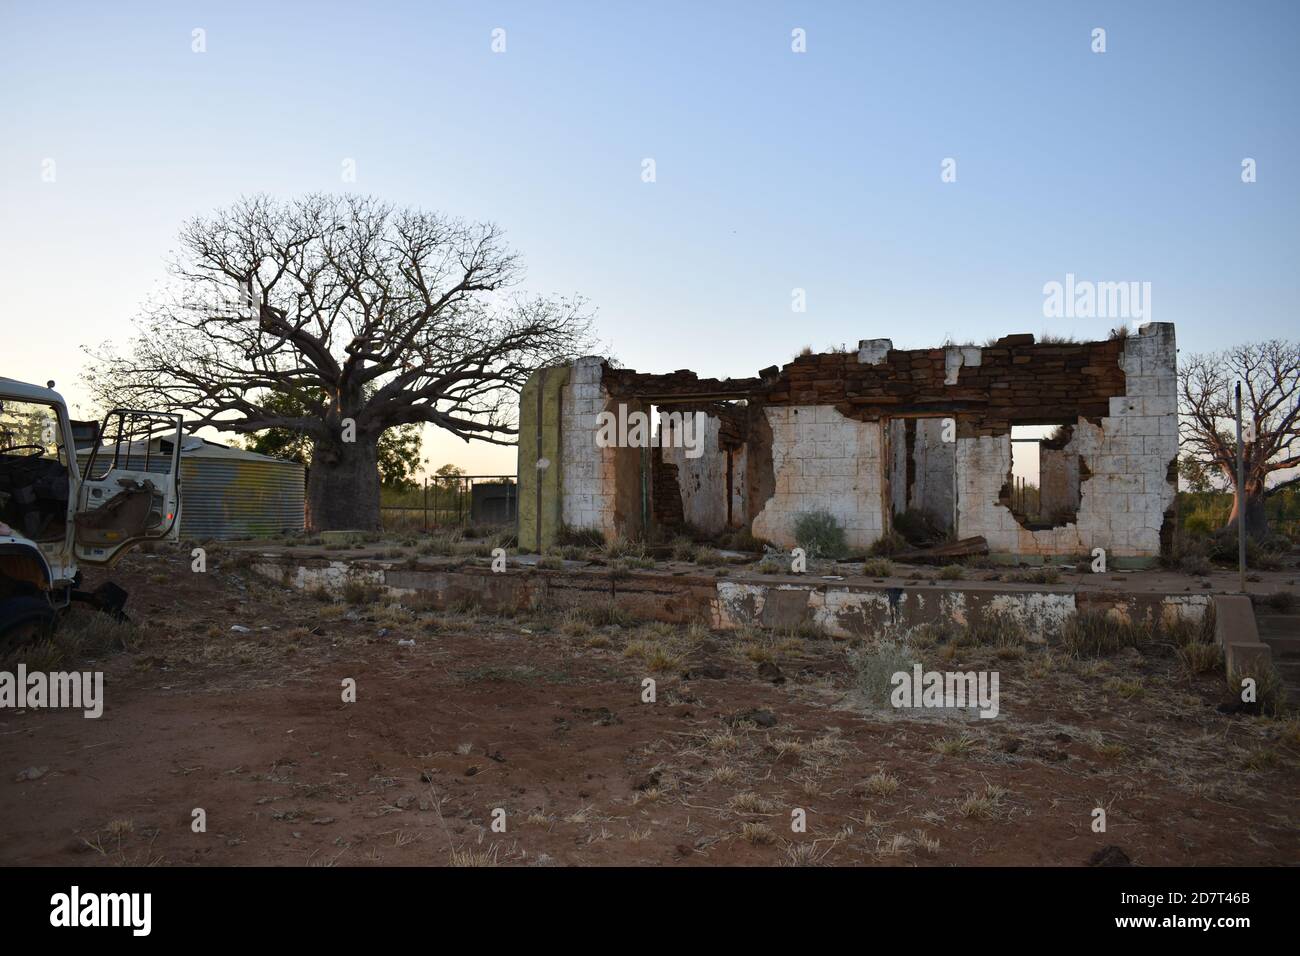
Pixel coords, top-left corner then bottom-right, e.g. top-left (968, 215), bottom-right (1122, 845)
top-left (1178, 340), bottom-right (1300, 539)
top-left (85, 194), bottom-right (593, 530)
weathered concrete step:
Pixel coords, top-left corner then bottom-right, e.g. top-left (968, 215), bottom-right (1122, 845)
top-left (1254, 612), bottom-right (1300, 631)
top-left (1268, 658), bottom-right (1300, 681)
top-left (1273, 657), bottom-right (1300, 683)
top-left (1260, 635), bottom-right (1300, 658)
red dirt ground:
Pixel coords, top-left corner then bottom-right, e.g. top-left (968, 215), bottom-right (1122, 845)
top-left (1, 546), bottom-right (1296, 867)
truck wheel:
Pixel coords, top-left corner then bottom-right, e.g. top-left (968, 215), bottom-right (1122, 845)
top-left (0, 596), bottom-right (57, 657)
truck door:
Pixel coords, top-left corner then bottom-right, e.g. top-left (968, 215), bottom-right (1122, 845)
top-left (74, 409), bottom-right (183, 565)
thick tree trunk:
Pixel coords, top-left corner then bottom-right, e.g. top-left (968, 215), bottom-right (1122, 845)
top-left (306, 436), bottom-right (382, 531)
top-left (1224, 487), bottom-right (1269, 541)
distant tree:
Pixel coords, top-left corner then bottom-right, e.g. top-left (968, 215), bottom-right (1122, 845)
top-left (433, 463), bottom-right (466, 484)
top-left (1179, 340), bottom-right (1300, 539)
top-left (1177, 453), bottom-right (1214, 494)
top-left (84, 194), bottom-right (593, 530)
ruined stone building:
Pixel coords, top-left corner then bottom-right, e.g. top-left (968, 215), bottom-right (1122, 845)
top-left (517, 323), bottom-right (1179, 567)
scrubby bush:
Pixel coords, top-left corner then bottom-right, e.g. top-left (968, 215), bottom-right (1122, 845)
top-left (718, 528), bottom-right (768, 552)
top-left (1176, 640), bottom-right (1222, 676)
top-left (604, 535), bottom-right (647, 560)
top-left (342, 577), bottom-right (382, 605)
top-left (1229, 662), bottom-right (1289, 717)
top-left (862, 558), bottom-right (894, 578)
top-left (694, 547), bottom-right (724, 567)
top-left (963, 608), bottom-right (1028, 647)
top-left (1061, 610), bottom-right (1151, 657)
top-left (556, 525), bottom-right (606, 549)
top-left (670, 536), bottom-right (698, 562)
top-left (852, 639), bottom-right (918, 709)
top-left (1262, 590), bottom-right (1297, 613)
top-left (1010, 567), bottom-right (1061, 585)
top-left (792, 510), bottom-right (847, 560)
top-left (868, 530), bottom-right (907, 557)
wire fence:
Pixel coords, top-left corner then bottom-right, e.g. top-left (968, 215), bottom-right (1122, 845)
top-left (379, 475), bottom-right (517, 533)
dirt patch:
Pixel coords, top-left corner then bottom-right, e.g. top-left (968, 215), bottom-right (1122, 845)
top-left (0, 545), bottom-right (1296, 866)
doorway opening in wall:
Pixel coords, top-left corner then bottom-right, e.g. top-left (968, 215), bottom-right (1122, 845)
top-left (1004, 423), bottom-right (1081, 530)
top-left (647, 403), bottom-right (684, 536)
top-left (886, 416), bottom-right (956, 546)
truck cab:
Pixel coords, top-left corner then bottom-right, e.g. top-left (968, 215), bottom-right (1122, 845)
top-left (0, 377), bottom-right (182, 650)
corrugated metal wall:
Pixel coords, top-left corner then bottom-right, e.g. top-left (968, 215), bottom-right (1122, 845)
top-left (178, 458), bottom-right (305, 540)
top-left (77, 452), bottom-right (305, 540)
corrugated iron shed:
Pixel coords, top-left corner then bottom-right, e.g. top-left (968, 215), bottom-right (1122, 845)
top-left (78, 435), bottom-right (304, 540)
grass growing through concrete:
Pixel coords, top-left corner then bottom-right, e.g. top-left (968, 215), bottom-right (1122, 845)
top-left (1060, 611), bottom-right (1150, 657)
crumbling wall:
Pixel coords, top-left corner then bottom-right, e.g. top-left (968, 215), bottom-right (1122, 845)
top-left (523, 324), bottom-right (1177, 561)
top-left (559, 357), bottom-right (642, 541)
top-left (750, 405), bottom-right (884, 549)
top-left (953, 324), bottom-right (1178, 560)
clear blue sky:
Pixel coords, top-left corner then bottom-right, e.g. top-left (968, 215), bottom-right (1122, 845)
top-left (1, 1), bottom-right (1296, 474)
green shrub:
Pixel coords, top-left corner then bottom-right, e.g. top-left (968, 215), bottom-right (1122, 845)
top-left (792, 510), bottom-right (847, 560)
top-left (862, 558), bottom-right (894, 577)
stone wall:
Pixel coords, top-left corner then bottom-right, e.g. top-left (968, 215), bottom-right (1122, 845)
top-left (750, 405), bottom-right (885, 549)
top-left (523, 323), bottom-right (1178, 561)
top-left (559, 357), bottom-right (643, 541)
top-left (953, 324), bottom-right (1178, 560)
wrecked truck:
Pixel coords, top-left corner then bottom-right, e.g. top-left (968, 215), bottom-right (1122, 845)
top-left (0, 377), bottom-right (181, 652)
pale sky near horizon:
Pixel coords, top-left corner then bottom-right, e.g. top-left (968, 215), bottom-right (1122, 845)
top-left (1, 1), bottom-right (1296, 480)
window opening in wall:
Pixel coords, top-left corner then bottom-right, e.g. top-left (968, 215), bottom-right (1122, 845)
top-left (1004, 423), bottom-right (1080, 530)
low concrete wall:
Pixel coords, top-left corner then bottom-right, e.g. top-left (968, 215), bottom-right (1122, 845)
top-left (249, 554), bottom-right (1212, 643)
top-left (1213, 594), bottom-right (1273, 679)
